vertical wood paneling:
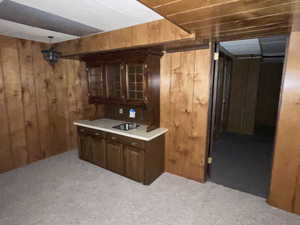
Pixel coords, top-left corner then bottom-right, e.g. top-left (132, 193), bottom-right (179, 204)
top-left (227, 59), bottom-right (260, 134)
top-left (0, 46), bottom-right (13, 172)
top-left (160, 47), bottom-right (211, 182)
top-left (32, 42), bottom-right (51, 158)
top-left (268, 31), bottom-right (300, 214)
top-left (17, 40), bottom-right (42, 162)
top-left (0, 36), bottom-right (92, 173)
top-left (160, 54), bottom-right (171, 171)
top-left (255, 62), bottom-right (283, 129)
top-left (192, 49), bottom-right (211, 181)
top-left (1, 38), bottom-right (28, 167)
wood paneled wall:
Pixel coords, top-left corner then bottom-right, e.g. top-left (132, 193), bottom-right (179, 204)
top-left (268, 31), bottom-right (300, 214)
top-left (255, 62), bottom-right (283, 129)
top-left (160, 47), bottom-right (212, 182)
top-left (55, 19), bottom-right (195, 57)
top-left (227, 59), bottom-right (260, 135)
top-left (0, 35), bottom-right (97, 173)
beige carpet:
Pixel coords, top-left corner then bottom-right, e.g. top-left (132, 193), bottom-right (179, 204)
top-left (0, 151), bottom-right (299, 225)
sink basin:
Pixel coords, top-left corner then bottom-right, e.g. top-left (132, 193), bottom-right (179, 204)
top-left (112, 122), bottom-right (140, 131)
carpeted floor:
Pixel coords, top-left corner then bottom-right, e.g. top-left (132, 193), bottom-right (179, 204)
top-left (1, 151), bottom-right (299, 225)
top-left (210, 133), bottom-right (274, 197)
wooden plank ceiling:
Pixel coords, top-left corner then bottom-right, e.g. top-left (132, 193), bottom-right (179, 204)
top-left (138, 0), bottom-right (300, 41)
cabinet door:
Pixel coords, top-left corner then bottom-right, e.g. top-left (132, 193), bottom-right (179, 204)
top-left (106, 141), bottom-right (124, 175)
top-left (78, 134), bottom-right (93, 163)
top-left (126, 63), bottom-right (148, 103)
top-left (124, 146), bottom-right (144, 182)
top-left (90, 135), bottom-right (106, 168)
top-left (106, 63), bottom-right (124, 101)
top-left (87, 66), bottom-right (106, 101)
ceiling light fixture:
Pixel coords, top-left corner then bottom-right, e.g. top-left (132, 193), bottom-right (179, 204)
top-left (41, 36), bottom-right (61, 66)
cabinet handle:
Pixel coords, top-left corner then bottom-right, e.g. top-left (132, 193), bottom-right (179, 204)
top-left (111, 136), bottom-right (117, 140)
top-left (95, 133), bottom-right (102, 136)
top-left (80, 128), bottom-right (85, 132)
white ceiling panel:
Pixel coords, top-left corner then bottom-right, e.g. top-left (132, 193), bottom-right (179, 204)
top-left (0, 18), bottom-right (78, 43)
top-left (260, 36), bottom-right (287, 56)
top-left (221, 39), bottom-right (261, 56)
top-left (0, 0), bottom-right (162, 43)
top-left (12, 0), bottom-right (162, 32)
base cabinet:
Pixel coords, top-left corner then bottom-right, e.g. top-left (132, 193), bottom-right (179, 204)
top-left (78, 134), bottom-right (93, 162)
top-left (90, 135), bottom-right (106, 168)
top-left (106, 142), bottom-right (124, 175)
top-left (77, 126), bottom-right (165, 185)
top-left (124, 146), bottom-right (144, 182)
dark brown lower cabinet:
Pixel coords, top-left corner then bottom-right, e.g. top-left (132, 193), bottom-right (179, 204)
top-left (106, 141), bottom-right (124, 175)
top-left (90, 135), bottom-right (106, 168)
top-left (77, 126), bottom-right (165, 185)
top-left (124, 146), bottom-right (144, 182)
top-left (78, 133), bottom-right (93, 162)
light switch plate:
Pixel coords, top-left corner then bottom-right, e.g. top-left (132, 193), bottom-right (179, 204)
top-left (119, 108), bottom-right (123, 114)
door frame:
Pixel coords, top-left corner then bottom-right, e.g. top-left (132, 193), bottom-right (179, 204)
top-left (204, 36), bottom-right (290, 200)
top-left (204, 42), bottom-right (220, 180)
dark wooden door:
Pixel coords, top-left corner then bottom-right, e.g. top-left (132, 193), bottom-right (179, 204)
top-left (90, 134), bottom-right (106, 168)
top-left (125, 63), bottom-right (148, 104)
top-left (106, 141), bottom-right (124, 175)
top-left (106, 63), bottom-right (125, 102)
top-left (124, 146), bottom-right (144, 182)
top-left (78, 133), bottom-right (93, 162)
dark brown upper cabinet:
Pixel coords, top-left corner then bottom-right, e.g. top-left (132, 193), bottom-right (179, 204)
top-left (125, 63), bottom-right (149, 105)
top-left (106, 62), bottom-right (125, 103)
top-left (82, 48), bottom-right (161, 107)
top-left (82, 48), bottom-right (162, 130)
top-left (87, 65), bottom-right (106, 103)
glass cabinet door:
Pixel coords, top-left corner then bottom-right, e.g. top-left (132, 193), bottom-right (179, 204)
top-left (106, 63), bottom-right (124, 101)
top-left (126, 63), bottom-right (147, 102)
top-left (88, 66), bottom-right (106, 98)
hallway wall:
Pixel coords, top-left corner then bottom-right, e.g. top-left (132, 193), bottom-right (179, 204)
top-left (268, 30), bottom-right (300, 214)
top-left (227, 58), bottom-right (260, 135)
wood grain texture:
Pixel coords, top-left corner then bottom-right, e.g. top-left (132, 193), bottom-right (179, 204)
top-left (139, 0), bottom-right (300, 41)
top-left (268, 31), bottom-right (300, 214)
top-left (227, 59), bottom-right (260, 135)
top-left (0, 35), bottom-right (97, 173)
top-left (54, 19), bottom-right (195, 57)
top-left (255, 62), bottom-right (283, 129)
top-left (160, 47), bottom-right (211, 182)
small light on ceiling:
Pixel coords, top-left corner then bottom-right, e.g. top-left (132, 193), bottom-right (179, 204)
top-left (41, 36), bottom-right (61, 66)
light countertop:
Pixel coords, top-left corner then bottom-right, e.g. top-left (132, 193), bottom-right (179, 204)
top-left (74, 118), bottom-right (168, 141)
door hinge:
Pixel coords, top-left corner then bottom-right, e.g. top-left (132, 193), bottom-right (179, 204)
top-left (208, 157), bottom-right (213, 164)
top-left (214, 52), bottom-right (219, 61)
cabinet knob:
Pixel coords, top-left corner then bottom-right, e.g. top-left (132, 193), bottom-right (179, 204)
top-left (80, 128), bottom-right (85, 132)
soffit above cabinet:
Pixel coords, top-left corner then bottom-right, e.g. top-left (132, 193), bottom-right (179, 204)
top-left (138, 0), bottom-right (300, 41)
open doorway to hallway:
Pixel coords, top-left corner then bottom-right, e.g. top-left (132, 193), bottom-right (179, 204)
top-left (208, 35), bottom-right (288, 198)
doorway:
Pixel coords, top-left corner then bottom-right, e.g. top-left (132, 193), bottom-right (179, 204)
top-left (208, 36), bottom-right (288, 198)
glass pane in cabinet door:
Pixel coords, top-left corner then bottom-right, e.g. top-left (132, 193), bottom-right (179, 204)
top-left (126, 64), bottom-right (145, 101)
top-left (106, 63), bottom-right (123, 99)
top-left (88, 66), bottom-right (105, 97)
